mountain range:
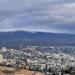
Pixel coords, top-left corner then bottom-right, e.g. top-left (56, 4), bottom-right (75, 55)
top-left (0, 31), bottom-right (75, 48)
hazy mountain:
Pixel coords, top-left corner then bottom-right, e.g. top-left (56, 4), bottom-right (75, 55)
top-left (0, 31), bottom-right (75, 48)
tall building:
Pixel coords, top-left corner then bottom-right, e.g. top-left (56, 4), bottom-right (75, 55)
top-left (0, 54), bottom-right (3, 62)
top-left (2, 47), bottom-right (7, 52)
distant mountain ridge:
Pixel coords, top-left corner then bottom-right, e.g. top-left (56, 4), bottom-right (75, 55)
top-left (0, 31), bottom-right (75, 48)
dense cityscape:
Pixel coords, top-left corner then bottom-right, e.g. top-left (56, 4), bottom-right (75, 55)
top-left (0, 46), bottom-right (75, 75)
top-left (0, 0), bottom-right (75, 75)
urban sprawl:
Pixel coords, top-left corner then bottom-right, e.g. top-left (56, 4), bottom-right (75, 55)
top-left (0, 46), bottom-right (75, 75)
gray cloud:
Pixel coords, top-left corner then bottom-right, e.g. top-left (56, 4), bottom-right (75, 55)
top-left (0, 0), bottom-right (75, 33)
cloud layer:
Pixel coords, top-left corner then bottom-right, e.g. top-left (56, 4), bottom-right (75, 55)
top-left (0, 0), bottom-right (75, 33)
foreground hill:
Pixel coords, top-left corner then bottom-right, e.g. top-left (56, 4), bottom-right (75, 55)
top-left (0, 66), bottom-right (43, 75)
top-left (0, 31), bottom-right (75, 48)
top-left (15, 69), bottom-right (43, 75)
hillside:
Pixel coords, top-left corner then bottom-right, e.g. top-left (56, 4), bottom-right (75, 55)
top-left (0, 31), bottom-right (75, 48)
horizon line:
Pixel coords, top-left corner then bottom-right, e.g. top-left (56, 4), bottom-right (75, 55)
top-left (0, 30), bottom-right (74, 35)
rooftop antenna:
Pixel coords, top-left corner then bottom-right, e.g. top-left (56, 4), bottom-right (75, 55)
top-left (9, 44), bottom-right (11, 49)
top-left (27, 43), bottom-right (29, 48)
top-left (13, 44), bottom-right (14, 49)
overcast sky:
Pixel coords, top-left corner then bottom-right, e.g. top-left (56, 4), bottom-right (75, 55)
top-left (0, 0), bottom-right (75, 33)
